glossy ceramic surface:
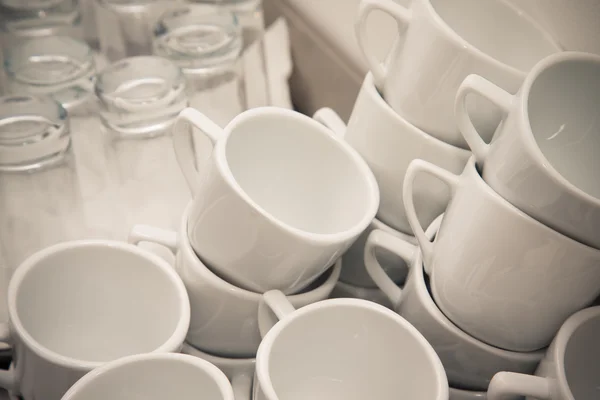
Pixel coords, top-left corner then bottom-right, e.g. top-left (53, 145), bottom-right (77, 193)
top-left (488, 306), bottom-right (600, 400)
top-left (172, 107), bottom-right (378, 294)
top-left (364, 217), bottom-right (544, 390)
top-left (315, 72), bottom-right (470, 233)
top-left (457, 52), bottom-right (600, 249)
top-left (404, 157), bottom-right (600, 351)
top-left (60, 353), bottom-right (234, 400)
top-left (129, 201), bottom-right (341, 358)
top-left (0, 240), bottom-right (190, 400)
top-left (355, 0), bottom-right (560, 147)
top-left (255, 295), bottom-right (448, 400)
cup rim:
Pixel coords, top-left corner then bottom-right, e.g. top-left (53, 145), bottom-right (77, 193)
top-left (7, 240), bottom-right (191, 371)
top-left (60, 352), bottom-right (234, 400)
top-left (514, 51), bottom-right (600, 208)
top-left (209, 106), bottom-right (380, 243)
top-left (360, 73), bottom-right (471, 155)
top-left (551, 305), bottom-right (600, 399)
top-left (419, 0), bottom-right (560, 76)
top-left (256, 298), bottom-right (448, 400)
top-left (178, 201), bottom-right (342, 301)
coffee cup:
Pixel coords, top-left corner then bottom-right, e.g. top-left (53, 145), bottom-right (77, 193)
top-left (487, 306), bottom-right (600, 400)
top-left (129, 201), bottom-right (341, 358)
top-left (456, 51), bottom-right (600, 249)
top-left (355, 0), bottom-right (560, 147)
top-left (403, 157), bottom-right (600, 351)
top-left (0, 240), bottom-right (190, 400)
top-left (60, 353), bottom-right (233, 400)
top-left (364, 215), bottom-right (544, 390)
top-left (255, 293), bottom-right (448, 400)
top-left (314, 73), bottom-right (470, 233)
top-left (172, 107), bottom-right (378, 294)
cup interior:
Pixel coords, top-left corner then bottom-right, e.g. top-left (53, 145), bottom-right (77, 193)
top-left (224, 112), bottom-right (375, 235)
top-left (64, 355), bottom-right (227, 400)
top-left (564, 314), bottom-right (600, 400)
top-left (429, 0), bottom-right (558, 71)
top-left (264, 302), bottom-right (442, 399)
top-left (15, 244), bottom-right (183, 363)
top-left (527, 57), bottom-right (600, 198)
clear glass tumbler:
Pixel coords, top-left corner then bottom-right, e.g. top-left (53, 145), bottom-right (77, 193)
top-left (3, 35), bottom-right (97, 115)
top-left (0, 95), bottom-right (83, 273)
top-left (0, 0), bottom-right (83, 44)
top-left (153, 4), bottom-right (244, 127)
top-left (95, 56), bottom-right (191, 232)
top-left (95, 0), bottom-right (183, 62)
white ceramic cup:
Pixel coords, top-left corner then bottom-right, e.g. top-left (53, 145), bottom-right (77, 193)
top-left (403, 157), bottom-right (600, 352)
top-left (313, 72), bottom-right (470, 233)
top-left (172, 106), bottom-right (378, 294)
top-left (128, 201), bottom-right (341, 358)
top-left (355, 0), bottom-right (560, 147)
top-left (0, 240), bottom-right (190, 400)
top-left (181, 343), bottom-right (255, 400)
top-left (456, 51), bottom-right (600, 249)
top-left (255, 294), bottom-right (448, 400)
top-left (365, 215), bottom-right (544, 391)
top-left (487, 306), bottom-right (600, 400)
top-left (60, 353), bottom-right (233, 400)
top-left (329, 280), bottom-right (393, 309)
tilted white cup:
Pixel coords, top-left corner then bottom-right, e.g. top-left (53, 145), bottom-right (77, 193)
top-left (487, 306), bottom-right (600, 400)
top-left (172, 106), bottom-right (378, 294)
top-left (403, 157), bottom-right (600, 351)
top-left (313, 72), bottom-right (470, 234)
top-left (181, 343), bottom-right (255, 400)
top-left (255, 294), bottom-right (448, 400)
top-left (0, 240), bottom-right (190, 400)
top-left (364, 215), bottom-right (544, 390)
top-left (129, 201), bottom-right (341, 358)
top-left (355, 0), bottom-right (560, 147)
top-left (456, 51), bottom-right (600, 249)
top-left (60, 353), bottom-right (234, 400)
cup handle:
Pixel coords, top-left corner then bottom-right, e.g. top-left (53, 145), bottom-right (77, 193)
top-left (487, 372), bottom-right (552, 400)
top-left (172, 107), bottom-right (224, 197)
top-left (364, 229), bottom-right (416, 306)
top-left (231, 373), bottom-right (253, 400)
top-left (454, 74), bottom-right (513, 165)
top-left (355, 0), bottom-right (412, 89)
top-left (312, 107), bottom-right (347, 138)
top-left (128, 224), bottom-right (179, 254)
top-left (0, 324), bottom-right (16, 390)
top-left (258, 290), bottom-right (297, 338)
top-left (403, 159), bottom-right (460, 270)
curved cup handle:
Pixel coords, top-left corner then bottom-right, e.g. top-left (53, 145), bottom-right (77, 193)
top-left (0, 324), bottom-right (16, 390)
top-left (355, 0), bottom-right (412, 89)
top-left (487, 372), bottom-right (552, 400)
top-left (312, 107), bottom-right (347, 138)
top-left (231, 373), bottom-right (253, 400)
top-left (364, 229), bottom-right (416, 307)
top-left (128, 224), bottom-right (179, 258)
top-left (455, 74), bottom-right (513, 166)
top-left (258, 290), bottom-right (297, 339)
top-left (403, 159), bottom-right (460, 271)
top-left (172, 107), bottom-right (224, 197)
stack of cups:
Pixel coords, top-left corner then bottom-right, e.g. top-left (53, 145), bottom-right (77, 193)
top-left (128, 104), bottom-right (381, 399)
top-left (344, 0), bottom-right (571, 398)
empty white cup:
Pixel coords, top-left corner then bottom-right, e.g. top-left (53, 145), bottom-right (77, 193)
top-left (60, 353), bottom-right (233, 400)
top-left (0, 240), bottom-right (190, 400)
